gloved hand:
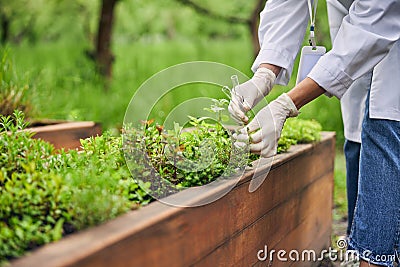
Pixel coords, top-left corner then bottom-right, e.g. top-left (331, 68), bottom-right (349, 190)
top-left (228, 67), bottom-right (276, 124)
top-left (234, 93), bottom-right (299, 157)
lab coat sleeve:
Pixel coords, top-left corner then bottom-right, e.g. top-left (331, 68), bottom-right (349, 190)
top-left (251, 0), bottom-right (310, 85)
top-left (308, 0), bottom-right (400, 99)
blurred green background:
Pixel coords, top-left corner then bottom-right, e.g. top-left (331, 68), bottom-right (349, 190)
top-left (1, 0), bottom-right (347, 224)
top-left (1, 0), bottom-right (342, 140)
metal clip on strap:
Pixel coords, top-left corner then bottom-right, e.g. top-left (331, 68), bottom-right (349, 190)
top-left (309, 25), bottom-right (316, 48)
top-left (307, 0), bottom-right (318, 49)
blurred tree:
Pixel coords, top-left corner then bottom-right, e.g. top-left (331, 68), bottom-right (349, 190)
top-left (0, 0), bottom-right (35, 44)
top-left (0, 0), bottom-right (16, 44)
top-left (175, 0), bottom-right (266, 57)
top-left (94, 0), bottom-right (120, 82)
top-left (0, 0), bottom-right (91, 45)
top-left (0, 12), bottom-right (9, 44)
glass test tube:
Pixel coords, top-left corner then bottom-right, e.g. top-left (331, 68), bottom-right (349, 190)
top-left (231, 75), bottom-right (239, 89)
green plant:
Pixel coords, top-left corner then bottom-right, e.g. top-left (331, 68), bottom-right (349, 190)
top-left (123, 119), bottom-right (246, 190)
top-left (278, 118), bottom-right (322, 153)
top-left (123, 100), bottom-right (322, 190)
top-left (0, 49), bottom-right (33, 118)
top-left (0, 108), bottom-right (321, 263)
top-left (123, 99), bottom-right (249, 190)
top-left (65, 133), bottom-right (151, 229)
top-left (0, 111), bottom-right (151, 263)
top-left (0, 111), bottom-right (67, 260)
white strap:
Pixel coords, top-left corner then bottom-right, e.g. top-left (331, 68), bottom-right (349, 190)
top-left (307, 0), bottom-right (318, 27)
top-left (307, 0), bottom-right (318, 48)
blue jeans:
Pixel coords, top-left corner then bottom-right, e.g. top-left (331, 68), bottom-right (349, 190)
top-left (344, 140), bottom-right (361, 236)
top-left (348, 93), bottom-right (400, 266)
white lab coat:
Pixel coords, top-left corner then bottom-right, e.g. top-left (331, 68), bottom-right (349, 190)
top-left (252, 0), bottom-right (400, 124)
top-left (327, 0), bottom-right (370, 143)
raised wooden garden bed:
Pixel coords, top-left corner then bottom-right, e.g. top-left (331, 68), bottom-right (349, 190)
top-left (12, 132), bottom-right (335, 267)
top-left (26, 120), bottom-right (102, 150)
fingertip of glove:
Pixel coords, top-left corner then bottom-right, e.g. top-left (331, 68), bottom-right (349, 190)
top-left (246, 120), bottom-right (259, 133)
top-left (249, 145), bottom-right (261, 155)
top-left (233, 141), bottom-right (247, 149)
top-left (242, 103), bottom-right (251, 112)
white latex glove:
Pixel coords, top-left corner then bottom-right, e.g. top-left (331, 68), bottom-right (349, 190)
top-left (228, 67), bottom-right (276, 124)
top-left (234, 93), bottom-right (299, 157)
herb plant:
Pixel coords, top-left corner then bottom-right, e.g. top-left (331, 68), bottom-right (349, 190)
top-left (0, 103), bottom-right (321, 263)
top-left (278, 118), bottom-right (322, 153)
top-left (123, 117), bottom-right (248, 190)
top-left (122, 99), bottom-right (322, 191)
top-left (0, 111), bottom-right (150, 263)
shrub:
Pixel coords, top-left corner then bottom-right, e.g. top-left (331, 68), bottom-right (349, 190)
top-left (0, 111), bottom-right (150, 262)
top-left (0, 108), bottom-right (321, 263)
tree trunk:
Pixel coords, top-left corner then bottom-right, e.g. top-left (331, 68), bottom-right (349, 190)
top-left (0, 14), bottom-right (10, 44)
top-left (95, 0), bottom-right (118, 82)
top-left (248, 0), bottom-right (266, 58)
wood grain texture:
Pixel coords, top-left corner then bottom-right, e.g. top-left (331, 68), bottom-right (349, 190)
top-left (199, 173), bottom-right (333, 267)
top-left (11, 132), bottom-right (335, 267)
top-left (27, 121), bottom-right (102, 150)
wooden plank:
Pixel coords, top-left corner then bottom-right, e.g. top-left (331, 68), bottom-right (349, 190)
top-left (75, 133), bottom-right (335, 267)
top-left (196, 172), bottom-right (333, 267)
top-left (261, 176), bottom-right (333, 267)
top-left (11, 132), bottom-right (335, 267)
top-left (294, 174), bottom-right (334, 267)
top-left (292, 228), bottom-right (333, 267)
top-left (27, 121), bottom-right (102, 150)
